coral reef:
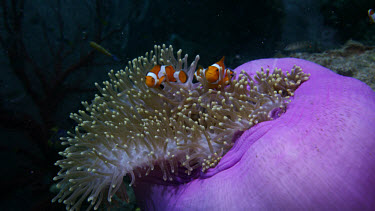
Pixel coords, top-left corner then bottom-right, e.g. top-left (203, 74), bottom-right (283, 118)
top-left (52, 45), bottom-right (309, 210)
top-left (290, 40), bottom-right (375, 90)
top-left (134, 58), bottom-right (375, 210)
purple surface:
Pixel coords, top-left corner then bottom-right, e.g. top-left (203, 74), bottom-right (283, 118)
top-left (134, 58), bottom-right (375, 210)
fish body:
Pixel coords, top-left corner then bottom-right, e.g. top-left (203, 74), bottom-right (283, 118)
top-left (284, 41), bottom-right (312, 51)
top-left (195, 56), bottom-right (233, 89)
top-left (368, 9), bottom-right (375, 23)
top-left (89, 41), bottom-right (120, 61)
top-left (145, 65), bottom-right (187, 88)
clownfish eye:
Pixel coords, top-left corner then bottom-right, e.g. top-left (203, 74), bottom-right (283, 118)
top-left (216, 69), bottom-right (219, 72)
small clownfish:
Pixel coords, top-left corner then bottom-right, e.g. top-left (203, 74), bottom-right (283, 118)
top-left (89, 41), bottom-right (120, 61)
top-left (368, 9), bottom-right (375, 24)
top-left (145, 65), bottom-right (187, 88)
top-left (195, 56), bottom-right (234, 89)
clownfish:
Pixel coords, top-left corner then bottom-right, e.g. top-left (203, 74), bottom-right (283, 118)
top-left (194, 56), bottom-right (233, 89)
top-left (89, 41), bottom-right (120, 61)
top-left (145, 65), bottom-right (187, 88)
top-left (368, 9), bottom-right (375, 24)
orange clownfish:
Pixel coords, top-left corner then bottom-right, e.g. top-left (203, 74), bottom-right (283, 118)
top-left (195, 56), bottom-right (234, 89)
top-left (145, 65), bottom-right (187, 88)
top-left (368, 9), bottom-right (375, 24)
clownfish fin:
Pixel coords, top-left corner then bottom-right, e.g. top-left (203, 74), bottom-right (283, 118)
top-left (210, 56), bottom-right (225, 75)
top-left (174, 70), bottom-right (187, 83)
top-left (179, 71), bottom-right (187, 83)
top-left (217, 56), bottom-right (225, 67)
top-left (157, 76), bottom-right (165, 87)
top-left (150, 65), bottom-right (162, 74)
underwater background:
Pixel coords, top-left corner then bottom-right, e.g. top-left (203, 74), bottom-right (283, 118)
top-left (0, 0), bottom-right (374, 210)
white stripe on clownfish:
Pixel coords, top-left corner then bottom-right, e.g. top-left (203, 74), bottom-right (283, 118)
top-left (158, 66), bottom-right (166, 78)
top-left (210, 63), bottom-right (224, 84)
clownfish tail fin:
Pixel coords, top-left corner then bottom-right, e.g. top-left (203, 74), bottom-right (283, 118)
top-left (179, 71), bottom-right (187, 83)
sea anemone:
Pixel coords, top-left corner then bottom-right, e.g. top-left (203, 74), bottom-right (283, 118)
top-left (52, 45), bottom-right (310, 210)
top-left (134, 58), bottom-right (375, 210)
